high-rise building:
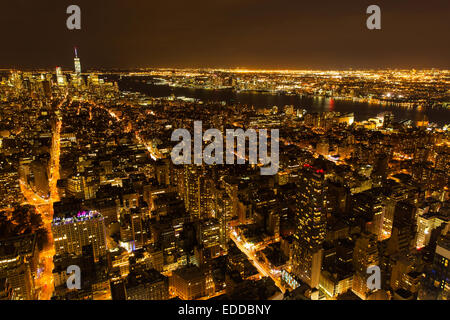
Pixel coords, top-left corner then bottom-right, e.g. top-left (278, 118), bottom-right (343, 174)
top-left (0, 234), bottom-right (38, 300)
top-left (155, 158), bottom-right (173, 186)
top-left (351, 189), bottom-right (385, 240)
top-left (74, 47), bottom-right (82, 75)
top-left (0, 158), bottom-right (22, 209)
top-left (352, 232), bottom-right (379, 300)
top-left (389, 255), bottom-right (416, 293)
top-left (43, 78), bottom-right (51, 94)
top-left (212, 186), bottom-right (233, 250)
top-left (52, 210), bottom-right (107, 261)
top-left (429, 233), bottom-right (450, 299)
top-left (184, 165), bottom-right (212, 220)
top-left (119, 209), bottom-right (145, 251)
top-left (56, 67), bottom-right (65, 86)
top-left (387, 201), bottom-right (417, 255)
top-left (292, 165), bottom-right (328, 289)
top-left (31, 158), bottom-right (49, 197)
top-left (416, 212), bottom-right (449, 249)
top-left (197, 218), bottom-right (221, 260)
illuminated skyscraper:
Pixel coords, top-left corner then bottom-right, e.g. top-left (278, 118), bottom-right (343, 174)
top-left (292, 165), bottom-right (328, 289)
top-left (52, 210), bottom-right (107, 261)
top-left (74, 47), bottom-right (82, 75)
top-left (119, 209), bottom-right (145, 251)
top-left (352, 232), bottom-right (379, 300)
top-left (56, 67), bottom-right (65, 86)
top-left (183, 165), bottom-right (212, 220)
top-left (213, 186), bottom-right (233, 250)
top-left (387, 201), bottom-right (417, 255)
top-left (197, 218), bottom-right (221, 259)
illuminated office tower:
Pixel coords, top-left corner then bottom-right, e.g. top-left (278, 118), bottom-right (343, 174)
top-left (381, 189), bottom-right (408, 240)
top-left (74, 47), bottom-right (82, 75)
top-left (415, 212), bottom-right (449, 249)
top-left (119, 209), bottom-right (145, 251)
top-left (352, 232), bottom-right (379, 300)
top-left (67, 175), bottom-right (83, 198)
top-left (197, 218), bottom-right (221, 259)
top-left (184, 165), bottom-right (201, 219)
top-left (387, 201), bottom-right (417, 255)
top-left (213, 188), bottom-right (233, 250)
top-left (52, 210), bottom-right (107, 261)
top-left (130, 211), bottom-right (145, 249)
top-left (56, 67), bottom-right (65, 86)
top-left (184, 165), bottom-right (212, 220)
top-left (292, 165), bottom-right (328, 289)
top-left (198, 219), bottom-right (220, 248)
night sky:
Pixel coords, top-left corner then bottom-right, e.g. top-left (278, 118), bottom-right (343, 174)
top-left (0, 0), bottom-right (449, 70)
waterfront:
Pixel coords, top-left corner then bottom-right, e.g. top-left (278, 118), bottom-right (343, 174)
top-left (118, 77), bottom-right (450, 126)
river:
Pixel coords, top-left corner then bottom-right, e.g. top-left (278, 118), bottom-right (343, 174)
top-left (117, 77), bottom-right (450, 126)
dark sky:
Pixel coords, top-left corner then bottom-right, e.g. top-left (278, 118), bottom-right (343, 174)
top-left (0, 0), bottom-right (449, 70)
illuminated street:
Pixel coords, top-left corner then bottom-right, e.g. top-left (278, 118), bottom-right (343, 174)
top-left (19, 96), bottom-right (66, 300)
top-left (0, 2), bottom-right (448, 304)
top-left (229, 227), bottom-right (286, 294)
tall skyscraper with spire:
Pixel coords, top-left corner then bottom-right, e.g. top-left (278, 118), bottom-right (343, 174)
top-left (74, 47), bottom-right (82, 75)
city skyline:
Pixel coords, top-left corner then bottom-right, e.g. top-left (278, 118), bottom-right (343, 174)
top-left (0, 1), bottom-right (448, 304)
